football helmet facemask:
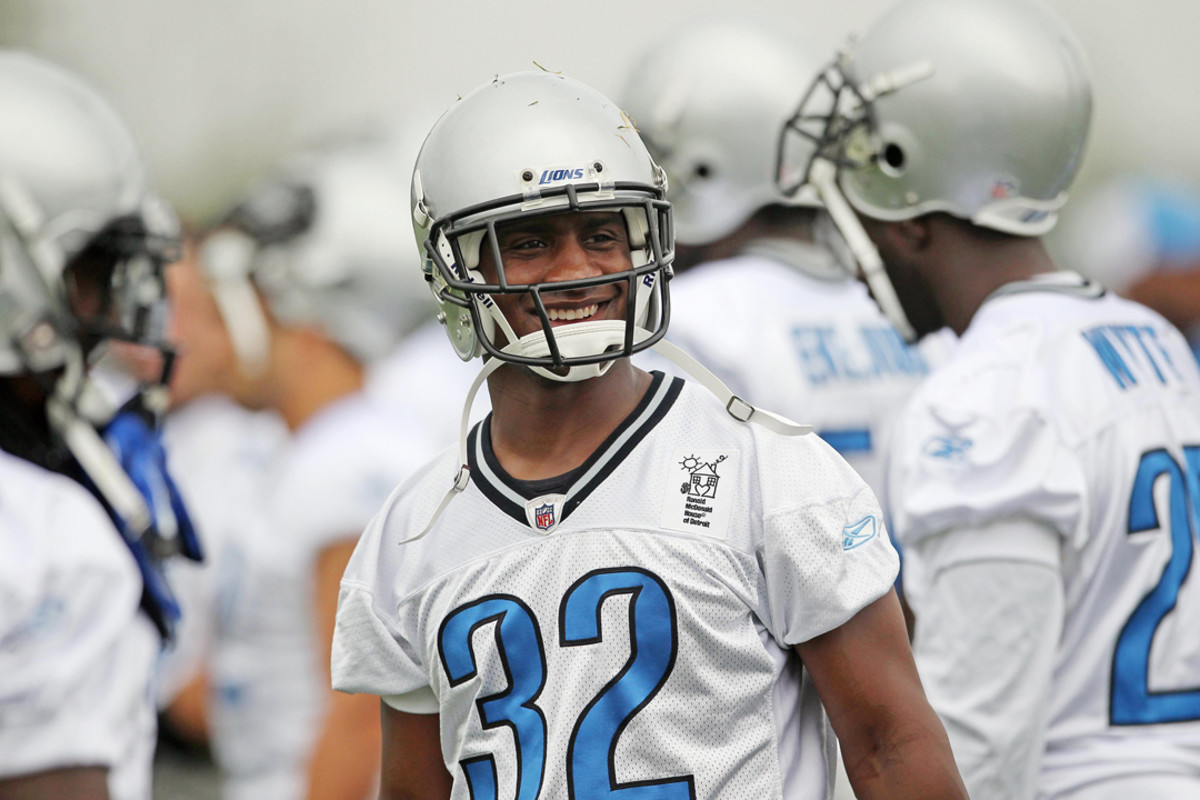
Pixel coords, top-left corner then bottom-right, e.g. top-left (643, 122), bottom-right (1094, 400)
top-left (411, 71), bottom-right (673, 382)
top-left (777, 0), bottom-right (1092, 340)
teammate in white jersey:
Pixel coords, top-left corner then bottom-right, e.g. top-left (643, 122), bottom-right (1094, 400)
top-left (778, 0), bottom-right (1200, 796)
top-left (180, 140), bottom-right (434, 800)
top-left (332, 70), bottom-right (966, 800)
top-left (621, 25), bottom-right (945, 507)
top-left (0, 51), bottom-right (196, 799)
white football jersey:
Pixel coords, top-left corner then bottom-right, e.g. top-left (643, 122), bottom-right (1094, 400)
top-left (889, 273), bottom-right (1200, 793)
top-left (334, 373), bottom-right (899, 800)
top-left (208, 390), bottom-right (434, 800)
top-left (638, 243), bottom-right (949, 513)
top-left (158, 396), bottom-right (287, 707)
top-left (0, 449), bottom-right (158, 800)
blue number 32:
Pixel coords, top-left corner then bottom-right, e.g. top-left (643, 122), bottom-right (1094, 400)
top-left (438, 567), bottom-right (696, 800)
top-left (1111, 446), bottom-right (1200, 725)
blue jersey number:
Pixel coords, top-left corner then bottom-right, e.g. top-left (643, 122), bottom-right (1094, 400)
top-left (1111, 446), bottom-right (1200, 725)
top-left (438, 568), bottom-right (694, 800)
top-left (438, 596), bottom-right (547, 800)
top-left (561, 568), bottom-right (694, 800)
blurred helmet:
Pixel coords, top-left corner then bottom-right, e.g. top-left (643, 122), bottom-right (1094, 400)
top-left (0, 50), bottom-right (177, 380)
top-left (200, 136), bottom-right (428, 370)
top-left (622, 23), bottom-right (821, 246)
top-left (783, 0), bottom-right (1091, 234)
top-left (777, 0), bottom-right (1092, 338)
top-left (411, 71), bottom-right (673, 382)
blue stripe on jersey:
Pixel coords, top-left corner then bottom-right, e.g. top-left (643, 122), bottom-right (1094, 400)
top-left (820, 428), bottom-right (873, 455)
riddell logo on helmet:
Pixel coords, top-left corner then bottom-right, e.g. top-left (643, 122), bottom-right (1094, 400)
top-left (539, 168), bottom-right (585, 185)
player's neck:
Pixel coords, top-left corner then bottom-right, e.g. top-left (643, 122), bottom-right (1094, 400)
top-left (930, 227), bottom-right (1058, 336)
top-left (485, 360), bottom-right (653, 481)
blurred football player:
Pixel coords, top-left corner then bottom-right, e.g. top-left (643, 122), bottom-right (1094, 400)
top-left (0, 50), bottom-right (198, 799)
top-left (153, 238), bottom-right (288, 750)
top-left (779, 0), bottom-right (1200, 796)
top-left (177, 139), bottom-right (434, 800)
top-left (623, 23), bottom-right (948, 522)
top-left (331, 70), bottom-right (966, 800)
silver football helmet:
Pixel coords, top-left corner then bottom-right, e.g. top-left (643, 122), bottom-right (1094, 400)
top-left (200, 136), bottom-right (429, 371)
top-left (778, 0), bottom-right (1092, 339)
top-left (411, 71), bottom-right (673, 382)
top-left (622, 24), bottom-right (821, 246)
top-left (0, 50), bottom-right (182, 539)
top-left (0, 50), bottom-right (177, 382)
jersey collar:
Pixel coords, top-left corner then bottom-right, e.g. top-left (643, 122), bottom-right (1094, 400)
top-left (984, 270), bottom-right (1106, 305)
top-left (468, 371), bottom-right (684, 529)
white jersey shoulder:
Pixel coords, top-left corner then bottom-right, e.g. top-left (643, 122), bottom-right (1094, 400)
top-left (889, 273), bottom-right (1200, 792)
top-left (334, 374), bottom-right (898, 800)
top-left (0, 450), bottom-right (158, 800)
top-left (639, 246), bottom-right (945, 509)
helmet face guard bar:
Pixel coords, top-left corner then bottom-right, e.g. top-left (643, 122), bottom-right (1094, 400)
top-left (67, 213), bottom-right (178, 366)
top-left (425, 180), bottom-right (674, 369)
top-left (776, 55), bottom-right (878, 199)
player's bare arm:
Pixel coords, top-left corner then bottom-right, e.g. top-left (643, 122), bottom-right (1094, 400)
top-left (795, 590), bottom-right (968, 799)
top-left (0, 766), bottom-right (110, 800)
top-left (379, 706), bottom-right (451, 800)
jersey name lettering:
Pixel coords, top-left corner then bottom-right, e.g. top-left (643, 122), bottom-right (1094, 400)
top-left (791, 324), bottom-right (928, 386)
top-left (1082, 324), bottom-right (1182, 390)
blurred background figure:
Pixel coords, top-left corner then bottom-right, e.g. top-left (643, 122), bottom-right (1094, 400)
top-left (622, 23), bottom-right (949, 519)
top-left (154, 239), bottom-right (288, 754)
top-left (156, 135), bottom-right (435, 800)
top-left (0, 49), bottom-right (197, 799)
top-left (1059, 176), bottom-right (1200, 363)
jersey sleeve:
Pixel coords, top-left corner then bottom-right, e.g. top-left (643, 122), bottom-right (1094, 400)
top-left (886, 352), bottom-right (1087, 549)
top-left (331, 506), bottom-right (432, 703)
top-left (758, 435), bottom-right (900, 645)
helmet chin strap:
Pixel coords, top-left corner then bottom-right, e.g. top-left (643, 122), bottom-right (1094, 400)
top-left (512, 320), bottom-right (627, 382)
top-left (46, 349), bottom-right (153, 543)
top-left (202, 230), bottom-right (272, 374)
top-left (397, 331), bottom-right (812, 546)
top-left (808, 158), bottom-right (918, 343)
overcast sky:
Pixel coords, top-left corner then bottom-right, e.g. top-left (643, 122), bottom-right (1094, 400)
top-left (3, 0), bottom-right (1198, 224)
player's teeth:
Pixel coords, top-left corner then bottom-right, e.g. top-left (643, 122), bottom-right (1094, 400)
top-left (548, 304), bottom-right (598, 321)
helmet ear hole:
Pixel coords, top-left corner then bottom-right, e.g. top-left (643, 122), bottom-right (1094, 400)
top-left (693, 162), bottom-right (713, 180)
top-left (881, 142), bottom-right (906, 175)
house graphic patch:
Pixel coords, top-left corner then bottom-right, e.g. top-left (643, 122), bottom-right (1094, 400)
top-left (660, 450), bottom-right (737, 540)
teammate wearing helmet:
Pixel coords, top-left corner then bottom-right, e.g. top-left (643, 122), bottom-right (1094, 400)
top-left (623, 22), bottom-right (945, 520)
top-left (779, 0), bottom-right (1200, 796)
top-left (0, 50), bottom-right (197, 799)
top-left (172, 139), bottom-right (434, 800)
top-left (332, 71), bottom-right (966, 800)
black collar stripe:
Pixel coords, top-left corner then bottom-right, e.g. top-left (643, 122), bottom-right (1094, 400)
top-left (467, 372), bottom-right (684, 527)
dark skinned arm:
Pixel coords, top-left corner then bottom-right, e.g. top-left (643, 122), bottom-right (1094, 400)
top-left (795, 589), bottom-right (968, 799)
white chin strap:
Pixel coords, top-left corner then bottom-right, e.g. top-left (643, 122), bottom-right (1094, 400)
top-left (808, 158), bottom-right (918, 343)
top-left (396, 334), bottom-right (811, 546)
top-left (511, 320), bottom-right (630, 382)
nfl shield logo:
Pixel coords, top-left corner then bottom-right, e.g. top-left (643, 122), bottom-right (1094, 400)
top-left (534, 503), bottom-right (556, 531)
